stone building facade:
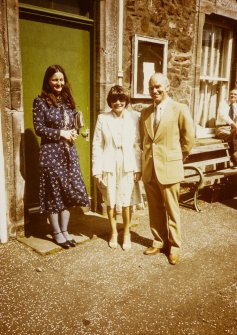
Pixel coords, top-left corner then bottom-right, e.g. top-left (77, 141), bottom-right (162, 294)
top-left (0, 0), bottom-right (237, 242)
top-left (123, 0), bottom-right (196, 106)
top-left (121, 0), bottom-right (237, 128)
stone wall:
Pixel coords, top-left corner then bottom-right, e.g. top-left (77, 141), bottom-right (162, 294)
top-left (0, 0), bottom-right (25, 238)
top-left (123, 0), bottom-right (197, 111)
top-left (96, 0), bottom-right (118, 114)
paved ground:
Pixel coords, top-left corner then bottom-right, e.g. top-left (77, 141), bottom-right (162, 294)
top-left (0, 196), bottom-right (236, 335)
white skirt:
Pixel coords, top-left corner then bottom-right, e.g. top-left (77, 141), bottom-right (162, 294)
top-left (100, 148), bottom-right (141, 208)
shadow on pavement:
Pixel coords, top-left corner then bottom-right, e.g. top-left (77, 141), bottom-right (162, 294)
top-left (24, 206), bottom-right (110, 241)
top-left (219, 197), bottom-right (237, 210)
top-left (20, 206), bottom-right (111, 255)
top-left (130, 231), bottom-right (152, 248)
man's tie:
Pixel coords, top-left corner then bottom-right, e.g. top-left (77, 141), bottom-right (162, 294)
top-left (153, 105), bottom-right (161, 134)
top-left (229, 104), bottom-right (234, 120)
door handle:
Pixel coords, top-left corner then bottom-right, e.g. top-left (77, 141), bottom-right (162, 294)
top-left (81, 128), bottom-right (90, 142)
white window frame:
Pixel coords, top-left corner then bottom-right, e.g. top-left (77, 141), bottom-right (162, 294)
top-left (196, 22), bottom-right (233, 138)
top-left (132, 35), bottom-right (168, 98)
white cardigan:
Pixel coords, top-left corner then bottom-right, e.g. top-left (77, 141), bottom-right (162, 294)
top-left (92, 109), bottom-right (141, 176)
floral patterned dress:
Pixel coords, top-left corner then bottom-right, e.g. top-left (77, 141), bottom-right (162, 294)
top-left (33, 96), bottom-right (90, 214)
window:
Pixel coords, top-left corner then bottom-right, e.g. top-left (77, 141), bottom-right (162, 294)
top-left (197, 23), bottom-right (233, 135)
top-left (19, 0), bottom-right (94, 18)
top-left (132, 35), bottom-right (168, 98)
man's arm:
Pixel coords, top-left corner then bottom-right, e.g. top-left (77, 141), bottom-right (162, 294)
top-left (218, 100), bottom-right (233, 125)
top-left (179, 105), bottom-right (195, 161)
top-left (139, 111), bottom-right (145, 151)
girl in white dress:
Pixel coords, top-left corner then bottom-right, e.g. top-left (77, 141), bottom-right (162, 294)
top-left (92, 86), bottom-right (142, 250)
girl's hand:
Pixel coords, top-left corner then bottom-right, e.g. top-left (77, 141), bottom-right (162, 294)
top-left (134, 172), bottom-right (142, 182)
top-left (94, 174), bottom-right (102, 185)
top-left (94, 175), bottom-right (106, 189)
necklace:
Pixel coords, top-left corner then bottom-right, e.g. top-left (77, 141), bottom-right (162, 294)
top-left (56, 95), bottom-right (63, 104)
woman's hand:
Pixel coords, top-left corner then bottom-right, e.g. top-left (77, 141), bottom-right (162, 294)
top-left (134, 172), bottom-right (142, 182)
top-left (70, 129), bottom-right (79, 141)
top-left (60, 129), bottom-right (79, 142)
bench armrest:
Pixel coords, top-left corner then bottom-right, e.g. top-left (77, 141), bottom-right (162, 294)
top-left (183, 165), bottom-right (204, 189)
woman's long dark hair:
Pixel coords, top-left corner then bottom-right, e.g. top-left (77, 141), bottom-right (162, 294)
top-left (40, 65), bottom-right (76, 109)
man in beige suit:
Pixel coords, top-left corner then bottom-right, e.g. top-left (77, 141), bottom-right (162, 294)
top-left (140, 73), bottom-right (195, 265)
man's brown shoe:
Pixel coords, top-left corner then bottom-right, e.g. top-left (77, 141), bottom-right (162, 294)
top-left (168, 254), bottom-right (180, 265)
top-left (143, 247), bottom-right (161, 256)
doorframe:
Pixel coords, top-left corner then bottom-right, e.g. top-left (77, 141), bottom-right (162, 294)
top-left (19, 3), bottom-right (94, 27)
top-left (19, 2), bottom-right (97, 211)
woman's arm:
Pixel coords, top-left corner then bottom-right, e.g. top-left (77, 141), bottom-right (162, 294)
top-left (33, 97), bottom-right (77, 142)
top-left (33, 97), bottom-right (61, 140)
top-left (133, 111), bottom-right (142, 173)
top-left (92, 115), bottom-right (105, 176)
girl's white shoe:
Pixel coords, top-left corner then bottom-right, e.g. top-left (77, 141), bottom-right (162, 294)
top-left (122, 234), bottom-right (131, 251)
top-left (108, 233), bottom-right (118, 249)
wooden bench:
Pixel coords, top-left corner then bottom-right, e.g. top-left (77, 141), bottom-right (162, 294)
top-left (179, 141), bottom-right (237, 211)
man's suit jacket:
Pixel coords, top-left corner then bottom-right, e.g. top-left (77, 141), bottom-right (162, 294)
top-left (92, 109), bottom-right (141, 176)
top-left (140, 99), bottom-right (195, 185)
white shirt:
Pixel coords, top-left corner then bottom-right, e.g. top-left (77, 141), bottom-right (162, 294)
top-left (218, 100), bottom-right (237, 125)
top-left (154, 97), bottom-right (171, 125)
top-left (112, 112), bottom-right (124, 147)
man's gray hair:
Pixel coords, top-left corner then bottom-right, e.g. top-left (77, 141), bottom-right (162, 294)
top-left (149, 73), bottom-right (170, 90)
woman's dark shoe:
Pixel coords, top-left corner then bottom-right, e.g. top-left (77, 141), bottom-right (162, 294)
top-left (67, 239), bottom-right (76, 247)
top-left (53, 232), bottom-right (70, 249)
top-left (55, 240), bottom-right (71, 249)
top-left (61, 231), bottom-right (76, 247)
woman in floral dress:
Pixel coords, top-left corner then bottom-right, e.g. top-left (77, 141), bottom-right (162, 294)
top-left (33, 65), bottom-right (90, 248)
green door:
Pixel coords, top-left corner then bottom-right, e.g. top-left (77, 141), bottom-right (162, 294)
top-left (19, 11), bottom-right (93, 209)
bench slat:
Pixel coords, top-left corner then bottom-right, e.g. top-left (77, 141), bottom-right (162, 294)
top-left (183, 173), bottom-right (224, 184)
top-left (185, 156), bottom-right (230, 169)
top-left (190, 143), bottom-right (229, 154)
top-left (215, 167), bottom-right (237, 176)
top-left (182, 176), bottom-right (200, 183)
top-left (184, 167), bottom-right (237, 181)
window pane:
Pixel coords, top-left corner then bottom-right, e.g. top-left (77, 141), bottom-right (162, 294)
top-left (201, 23), bottom-right (229, 79)
top-left (198, 21), bottom-right (232, 134)
top-left (221, 29), bottom-right (231, 78)
top-left (198, 81), bottom-right (225, 128)
top-left (137, 41), bottom-right (164, 95)
top-left (213, 27), bottom-right (223, 77)
top-left (201, 24), bottom-right (212, 77)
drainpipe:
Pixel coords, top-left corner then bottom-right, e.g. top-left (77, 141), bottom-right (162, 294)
top-left (0, 116), bottom-right (8, 243)
top-left (117, 0), bottom-right (124, 85)
top-left (194, 0), bottom-right (201, 138)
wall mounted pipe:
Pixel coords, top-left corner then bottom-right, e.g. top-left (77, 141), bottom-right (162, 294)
top-left (117, 0), bottom-right (124, 85)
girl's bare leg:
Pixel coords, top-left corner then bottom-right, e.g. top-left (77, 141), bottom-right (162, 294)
top-left (122, 206), bottom-right (132, 250)
top-left (107, 206), bottom-right (118, 248)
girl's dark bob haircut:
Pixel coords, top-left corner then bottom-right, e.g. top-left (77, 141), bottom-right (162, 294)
top-left (107, 85), bottom-right (130, 108)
